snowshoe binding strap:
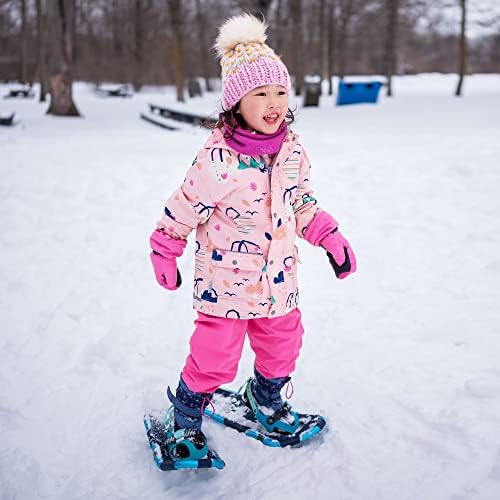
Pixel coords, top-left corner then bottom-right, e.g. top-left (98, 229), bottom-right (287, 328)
top-left (163, 406), bottom-right (209, 461)
top-left (166, 386), bottom-right (204, 419)
top-left (167, 427), bottom-right (208, 461)
top-left (244, 379), bottom-right (300, 434)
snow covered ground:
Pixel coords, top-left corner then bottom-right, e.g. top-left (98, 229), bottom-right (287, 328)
top-left (1, 74), bottom-right (500, 500)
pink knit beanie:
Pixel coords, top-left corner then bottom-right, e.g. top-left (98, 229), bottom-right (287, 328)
top-left (214, 14), bottom-right (292, 111)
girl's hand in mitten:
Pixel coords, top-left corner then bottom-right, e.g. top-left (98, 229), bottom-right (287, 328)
top-left (149, 230), bottom-right (187, 290)
top-left (303, 210), bottom-right (357, 279)
top-left (320, 229), bottom-right (357, 279)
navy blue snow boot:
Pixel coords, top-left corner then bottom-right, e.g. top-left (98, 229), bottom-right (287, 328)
top-left (163, 377), bottom-right (212, 461)
top-left (242, 368), bottom-right (300, 435)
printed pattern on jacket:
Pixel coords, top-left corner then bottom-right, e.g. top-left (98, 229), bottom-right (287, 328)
top-left (156, 127), bottom-right (321, 319)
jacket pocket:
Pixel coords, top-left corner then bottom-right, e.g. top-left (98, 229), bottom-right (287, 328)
top-left (211, 249), bottom-right (265, 302)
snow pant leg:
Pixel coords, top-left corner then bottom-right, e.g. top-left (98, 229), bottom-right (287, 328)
top-left (247, 307), bottom-right (305, 379)
top-left (181, 312), bottom-right (248, 394)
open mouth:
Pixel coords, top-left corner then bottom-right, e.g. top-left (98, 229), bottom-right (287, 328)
top-left (263, 113), bottom-right (280, 125)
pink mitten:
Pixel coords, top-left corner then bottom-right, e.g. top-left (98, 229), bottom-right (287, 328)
top-left (304, 211), bottom-right (357, 279)
top-left (149, 230), bottom-right (187, 290)
top-left (321, 230), bottom-right (357, 279)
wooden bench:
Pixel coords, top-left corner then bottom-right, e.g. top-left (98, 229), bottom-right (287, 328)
top-left (0, 112), bottom-right (15, 126)
top-left (4, 88), bottom-right (34, 99)
top-left (140, 111), bottom-right (179, 131)
top-left (94, 85), bottom-right (133, 98)
top-left (147, 103), bottom-right (216, 126)
top-left (140, 103), bottom-right (217, 131)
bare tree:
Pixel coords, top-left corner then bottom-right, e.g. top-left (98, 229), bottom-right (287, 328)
top-left (384, 0), bottom-right (400, 96)
top-left (134, 0), bottom-right (144, 90)
top-left (290, 0), bottom-right (303, 96)
top-left (240, 0), bottom-right (273, 19)
top-left (166, 0), bottom-right (185, 102)
top-left (36, 0), bottom-right (48, 101)
top-left (327, 0), bottom-right (337, 95)
top-left (319, 0), bottom-right (326, 80)
top-left (272, 0), bottom-right (285, 55)
top-left (20, 0), bottom-right (28, 83)
top-left (131, 0), bottom-right (145, 91)
top-left (47, 0), bottom-right (80, 116)
top-left (455, 0), bottom-right (466, 96)
top-left (80, 0), bottom-right (105, 85)
top-left (336, 0), bottom-right (355, 79)
top-left (195, 0), bottom-right (212, 91)
top-left (111, 0), bottom-right (123, 56)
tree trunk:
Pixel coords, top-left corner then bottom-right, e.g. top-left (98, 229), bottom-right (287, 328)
top-left (319, 0), bottom-right (326, 81)
top-left (337, 0), bottom-right (353, 80)
top-left (167, 0), bottom-right (185, 102)
top-left (384, 0), bottom-right (399, 97)
top-left (36, 0), bottom-right (49, 102)
top-left (195, 0), bottom-right (212, 92)
top-left (20, 0), bottom-right (28, 83)
top-left (47, 0), bottom-right (80, 116)
top-left (242, 0), bottom-right (272, 19)
top-left (327, 0), bottom-right (336, 95)
top-left (455, 0), bottom-right (466, 96)
top-left (132, 0), bottom-right (144, 91)
top-left (274, 0), bottom-right (284, 55)
top-left (78, 0), bottom-right (101, 86)
top-left (291, 0), bottom-right (303, 96)
top-left (172, 36), bottom-right (184, 102)
top-left (112, 0), bottom-right (123, 54)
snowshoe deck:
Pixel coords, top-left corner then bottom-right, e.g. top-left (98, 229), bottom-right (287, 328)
top-left (204, 387), bottom-right (326, 448)
top-left (144, 412), bottom-right (225, 471)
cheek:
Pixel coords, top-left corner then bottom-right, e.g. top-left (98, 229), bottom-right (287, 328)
top-left (243, 106), bottom-right (264, 124)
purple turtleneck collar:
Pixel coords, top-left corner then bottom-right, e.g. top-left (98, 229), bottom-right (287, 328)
top-left (223, 120), bottom-right (287, 156)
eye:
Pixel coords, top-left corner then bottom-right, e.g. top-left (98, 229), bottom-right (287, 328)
top-left (278, 91), bottom-right (287, 96)
top-left (254, 92), bottom-right (266, 96)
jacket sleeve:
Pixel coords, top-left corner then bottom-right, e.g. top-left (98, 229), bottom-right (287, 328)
top-left (156, 148), bottom-right (225, 240)
top-left (292, 145), bottom-right (321, 240)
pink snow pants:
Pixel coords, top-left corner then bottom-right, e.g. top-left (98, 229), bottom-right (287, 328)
top-left (181, 308), bottom-right (305, 394)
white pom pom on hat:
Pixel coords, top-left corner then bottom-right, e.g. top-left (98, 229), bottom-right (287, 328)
top-left (214, 13), bottom-right (268, 58)
top-left (214, 13), bottom-right (291, 110)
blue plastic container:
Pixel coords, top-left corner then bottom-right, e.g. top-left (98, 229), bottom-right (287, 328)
top-left (336, 81), bottom-right (383, 106)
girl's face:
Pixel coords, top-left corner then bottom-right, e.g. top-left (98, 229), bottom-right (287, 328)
top-left (237, 84), bottom-right (289, 134)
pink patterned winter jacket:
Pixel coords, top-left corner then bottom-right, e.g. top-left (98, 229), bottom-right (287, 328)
top-left (156, 127), bottom-right (322, 320)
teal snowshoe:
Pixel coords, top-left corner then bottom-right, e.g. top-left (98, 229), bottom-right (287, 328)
top-left (204, 378), bottom-right (326, 447)
top-left (144, 407), bottom-right (225, 471)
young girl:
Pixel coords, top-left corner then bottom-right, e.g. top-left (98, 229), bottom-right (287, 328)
top-left (149, 14), bottom-right (356, 461)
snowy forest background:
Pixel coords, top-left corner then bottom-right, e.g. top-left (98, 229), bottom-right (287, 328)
top-left (1, 0), bottom-right (500, 111)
